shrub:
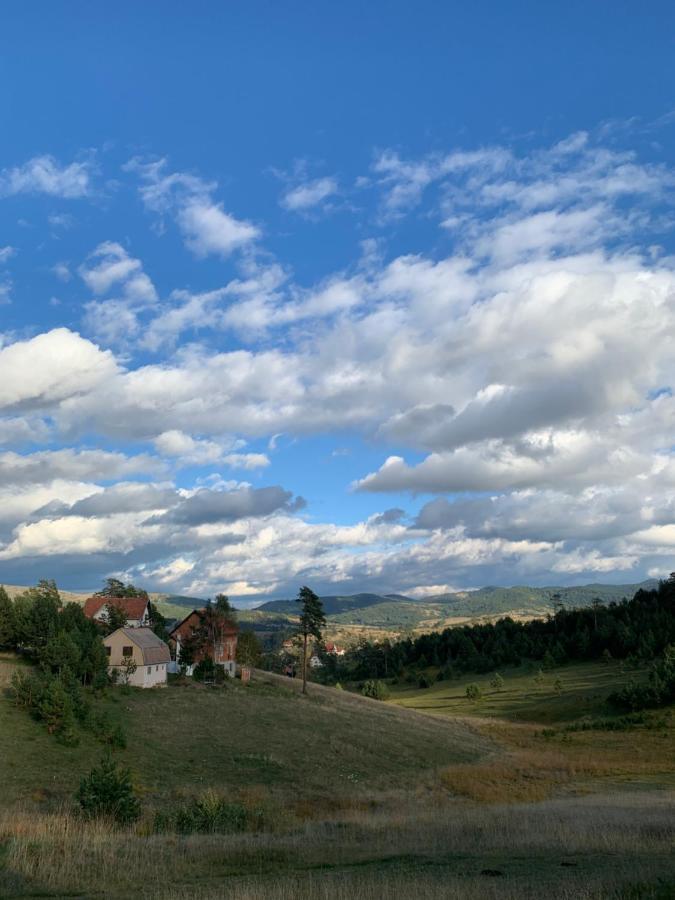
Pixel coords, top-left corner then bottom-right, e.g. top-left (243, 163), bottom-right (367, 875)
top-left (418, 673), bottom-right (431, 689)
top-left (193, 658), bottom-right (216, 682)
top-left (361, 679), bottom-right (389, 701)
top-left (76, 756), bottom-right (140, 825)
top-left (489, 672), bottom-right (504, 691)
top-left (465, 683), bottom-right (482, 701)
top-left (154, 791), bottom-right (247, 835)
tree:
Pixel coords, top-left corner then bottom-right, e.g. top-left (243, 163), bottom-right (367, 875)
top-left (553, 677), bottom-right (564, 694)
top-left (490, 672), bottom-right (504, 691)
top-left (362, 679), bottom-right (389, 700)
top-left (295, 586), bottom-right (326, 694)
top-left (466, 683), bottom-right (482, 701)
top-left (38, 677), bottom-right (76, 736)
top-left (118, 656), bottom-right (138, 686)
top-left (76, 755), bottom-right (141, 824)
top-left (236, 631), bottom-right (262, 668)
top-left (104, 602), bottom-right (129, 633)
top-left (0, 586), bottom-right (14, 648)
top-left (41, 630), bottom-right (81, 676)
top-left (95, 579), bottom-right (148, 599)
top-left (147, 601), bottom-right (168, 640)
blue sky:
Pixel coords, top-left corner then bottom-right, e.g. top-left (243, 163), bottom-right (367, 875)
top-left (1, 2), bottom-right (675, 601)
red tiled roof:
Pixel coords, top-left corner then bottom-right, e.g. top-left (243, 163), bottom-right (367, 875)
top-left (168, 608), bottom-right (238, 639)
top-left (83, 595), bottom-right (149, 621)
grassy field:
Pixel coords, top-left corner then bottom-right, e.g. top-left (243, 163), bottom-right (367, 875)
top-left (389, 659), bottom-right (650, 724)
top-left (1, 654), bottom-right (674, 898)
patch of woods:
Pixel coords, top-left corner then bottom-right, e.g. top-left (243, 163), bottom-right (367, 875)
top-left (316, 577), bottom-right (675, 711)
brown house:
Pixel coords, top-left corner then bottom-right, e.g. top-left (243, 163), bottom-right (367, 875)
top-left (83, 595), bottom-right (150, 628)
top-left (168, 609), bottom-right (238, 677)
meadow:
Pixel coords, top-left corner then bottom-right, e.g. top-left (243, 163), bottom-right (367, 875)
top-left (1, 655), bottom-right (674, 898)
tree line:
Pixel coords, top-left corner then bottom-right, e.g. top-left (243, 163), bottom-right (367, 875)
top-left (316, 577), bottom-right (675, 708)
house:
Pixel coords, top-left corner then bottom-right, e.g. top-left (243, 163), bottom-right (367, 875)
top-left (309, 655), bottom-right (324, 668)
top-left (104, 627), bottom-right (170, 688)
top-left (83, 595), bottom-right (150, 628)
top-left (324, 642), bottom-right (346, 656)
top-left (168, 609), bottom-right (238, 677)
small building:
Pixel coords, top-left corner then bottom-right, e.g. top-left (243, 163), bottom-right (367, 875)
top-left (309, 655), bottom-right (324, 668)
top-left (324, 642), bottom-right (346, 656)
top-left (104, 627), bottom-right (170, 688)
top-left (168, 609), bottom-right (238, 677)
top-left (83, 595), bottom-right (150, 628)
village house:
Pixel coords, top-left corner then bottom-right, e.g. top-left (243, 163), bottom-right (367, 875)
top-left (83, 595), bottom-right (150, 628)
top-left (168, 609), bottom-right (238, 677)
top-left (324, 641), bottom-right (346, 656)
top-left (103, 627), bottom-right (170, 688)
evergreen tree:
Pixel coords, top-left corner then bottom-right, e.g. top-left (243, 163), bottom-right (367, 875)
top-left (295, 586), bottom-right (326, 694)
top-left (76, 755), bottom-right (141, 824)
top-left (0, 586), bottom-right (14, 648)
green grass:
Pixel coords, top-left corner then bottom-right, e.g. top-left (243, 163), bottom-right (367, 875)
top-left (0, 657), bottom-right (490, 813)
top-left (389, 660), bottom-right (650, 724)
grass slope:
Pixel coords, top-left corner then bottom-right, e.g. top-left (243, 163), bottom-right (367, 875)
top-left (0, 655), bottom-right (489, 812)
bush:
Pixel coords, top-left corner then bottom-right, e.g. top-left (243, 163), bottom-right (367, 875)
top-left (193, 658), bottom-right (228, 683)
top-left (361, 679), bottom-right (389, 701)
top-left (154, 791), bottom-right (247, 835)
top-left (465, 683), bottom-right (482, 701)
top-left (489, 672), bottom-right (504, 691)
top-left (76, 756), bottom-right (140, 825)
top-left (418, 673), bottom-right (432, 689)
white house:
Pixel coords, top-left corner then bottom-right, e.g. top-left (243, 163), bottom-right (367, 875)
top-left (104, 627), bottom-right (170, 688)
top-left (84, 595), bottom-right (150, 628)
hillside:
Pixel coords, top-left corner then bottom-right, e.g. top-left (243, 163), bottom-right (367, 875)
top-left (243, 580), bottom-right (658, 640)
top-left (0, 653), bottom-right (489, 811)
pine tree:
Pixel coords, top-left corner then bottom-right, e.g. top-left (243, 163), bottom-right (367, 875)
top-left (295, 586), bottom-right (326, 694)
top-left (0, 586), bottom-right (14, 648)
top-left (76, 755), bottom-right (141, 824)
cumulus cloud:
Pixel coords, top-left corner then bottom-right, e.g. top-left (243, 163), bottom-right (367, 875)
top-left (127, 158), bottom-right (259, 257)
top-left (280, 176), bottom-right (338, 212)
top-left (153, 485), bottom-right (304, 525)
top-left (0, 155), bottom-right (94, 198)
top-left (0, 329), bottom-right (116, 412)
top-left (1, 130), bottom-right (674, 593)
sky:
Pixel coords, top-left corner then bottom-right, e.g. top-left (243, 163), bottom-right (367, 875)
top-left (1, 1), bottom-right (675, 602)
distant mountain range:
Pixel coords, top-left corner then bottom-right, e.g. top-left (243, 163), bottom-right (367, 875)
top-left (237, 580), bottom-right (659, 637)
top-left (2, 579), bottom-right (659, 640)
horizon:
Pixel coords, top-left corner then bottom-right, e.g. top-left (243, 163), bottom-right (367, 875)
top-left (1, 3), bottom-right (675, 599)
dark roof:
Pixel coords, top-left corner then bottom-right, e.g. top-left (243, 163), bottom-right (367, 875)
top-left (83, 595), bottom-right (149, 621)
top-left (106, 627), bottom-right (171, 665)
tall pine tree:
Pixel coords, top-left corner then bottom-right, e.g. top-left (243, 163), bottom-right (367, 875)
top-left (295, 586), bottom-right (326, 694)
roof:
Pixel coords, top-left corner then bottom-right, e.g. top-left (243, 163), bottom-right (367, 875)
top-left (168, 608), bottom-right (238, 639)
top-left (105, 627), bottom-right (171, 665)
top-left (83, 595), bottom-right (149, 621)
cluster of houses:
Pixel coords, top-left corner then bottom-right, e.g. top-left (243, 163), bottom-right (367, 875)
top-left (83, 594), bottom-right (238, 689)
top-left (281, 637), bottom-right (346, 668)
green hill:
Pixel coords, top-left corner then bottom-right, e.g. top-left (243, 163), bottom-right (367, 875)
top-left (246, 580), bottom-right (658, 635)
top-left (0, 654), bottom-right (488, 812)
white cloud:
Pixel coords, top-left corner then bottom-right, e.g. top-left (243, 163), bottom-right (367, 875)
top-left (0, 155), bottom-right (94, 198)
top-left (0, 328), bottom-right (117, 412)
top-left (128, 157), bottom-right (259, 258)
top-left (281, 176), bottom-right (338, 211)
top-left (0, 246), bottom-right (16, 264)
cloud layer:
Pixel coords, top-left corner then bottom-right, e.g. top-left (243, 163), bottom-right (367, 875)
top-left (1, 131), bottom-right (674, 598)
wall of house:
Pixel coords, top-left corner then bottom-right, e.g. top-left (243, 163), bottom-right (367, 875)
top-left (104, 631), bottom-right (167, 688)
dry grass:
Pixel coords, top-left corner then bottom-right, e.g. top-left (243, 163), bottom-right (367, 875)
top-left (1, 791), bottom-right (673, 899)
top-left (440, 718), bottom-right (675, 802)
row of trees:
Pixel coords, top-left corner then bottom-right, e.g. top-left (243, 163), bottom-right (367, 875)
top-left (320, 577), bottom-right (675, 691)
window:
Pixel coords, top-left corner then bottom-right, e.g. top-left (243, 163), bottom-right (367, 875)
top-left (105, 646), bottom-right (111, 657)
top-left (122, 646), bottom-right (133, 657)
top-left (155, 665), bottom-right (159, 671)
top-left (147, 667), bottom-right (152, 674)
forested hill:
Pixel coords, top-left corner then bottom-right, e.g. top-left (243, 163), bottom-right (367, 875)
top-left (252, 580), bottom-right (658, 629)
